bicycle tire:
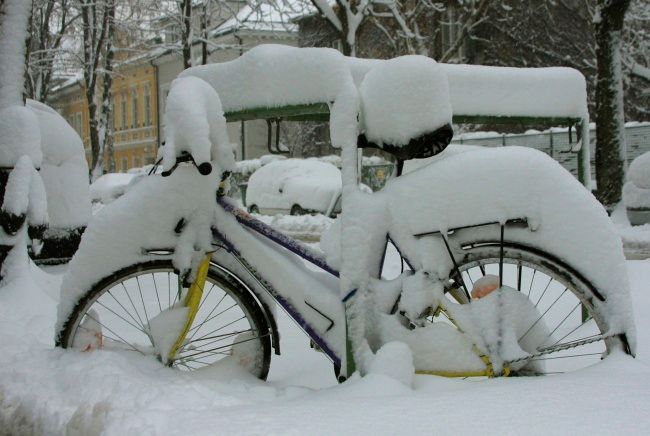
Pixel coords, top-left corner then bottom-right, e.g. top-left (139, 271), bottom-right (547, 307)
top-left (420, 243), bottom-right (631, 376)
top-left (58, 260), bottom-right (272, 379)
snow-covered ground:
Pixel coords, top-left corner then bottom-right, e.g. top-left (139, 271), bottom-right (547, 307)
top-left (0, 244), bottom-right (649, 435)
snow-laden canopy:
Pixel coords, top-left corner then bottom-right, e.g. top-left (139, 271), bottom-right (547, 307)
top-left (182, 44), bottom-right (589, 127)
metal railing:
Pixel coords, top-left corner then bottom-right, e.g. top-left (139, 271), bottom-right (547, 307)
top-left (452, 123), bottom-right (650, 182)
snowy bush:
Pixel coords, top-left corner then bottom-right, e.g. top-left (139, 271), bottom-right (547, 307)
top-left (623, 152), bottom-right (650, 225)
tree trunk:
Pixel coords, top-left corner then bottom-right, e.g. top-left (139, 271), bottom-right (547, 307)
top-left (201, 0), bottom-right (208, 65)
top-left (100, 0), bottom-right (115, 173)
top-left (594, 0), bottom-right (630, 207)
top-left (181, 0), bottom-right (192, 69)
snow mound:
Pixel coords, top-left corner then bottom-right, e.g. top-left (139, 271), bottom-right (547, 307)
top-left (623, 182), bottom-right (650, 209)
top-left (26, 99), bottom-right (91, 228)
top-left (368, 341), bottom-right (414, 387)
top-left (89, 173), bottom-right (138, 204)
top-left (0, 106), bottom-right (42, 167)
top-left (627, 151), bottom-right (650, 190)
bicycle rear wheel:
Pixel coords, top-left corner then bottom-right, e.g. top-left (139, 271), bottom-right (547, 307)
top-left (58, 260), bottom-right (272, 379)
top-left (442, 243), bottom-right (629, 375)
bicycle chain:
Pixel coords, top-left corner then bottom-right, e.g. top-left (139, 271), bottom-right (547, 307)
top-left (505, 333), bottom-right (617, 365)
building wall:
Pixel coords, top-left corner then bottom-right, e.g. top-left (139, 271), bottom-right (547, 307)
top-left (51, 60), bottom-right (159, 174)
top-left (154, 30), bottom-right (297, 161)
top-left (111, 63), bottom-right (159, 172)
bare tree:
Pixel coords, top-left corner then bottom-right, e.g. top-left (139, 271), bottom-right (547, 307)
top-left (621, 0), bottom-right (650, 120)
top-left (25, 0), bottom-right (78, 102)
top-left (76, 0), bottom-right (116, 180)
top-left (594, 0), bottom-right (631, 207)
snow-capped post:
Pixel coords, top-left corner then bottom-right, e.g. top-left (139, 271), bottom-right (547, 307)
top-left (0, 0), bottom-right (49, 282)
top-left (594, 0), bottom-right (631, 208)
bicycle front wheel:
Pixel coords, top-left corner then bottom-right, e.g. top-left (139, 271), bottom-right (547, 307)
top-left (58, 260), bottom-right (272, 379)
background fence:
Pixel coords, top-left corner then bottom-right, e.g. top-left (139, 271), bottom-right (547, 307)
top-left (452, 123), bottom-right (650, 182)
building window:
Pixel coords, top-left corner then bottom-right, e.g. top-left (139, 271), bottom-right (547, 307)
top-left (144, 86), bottom-right (151, 126)
top-left (120, 95), bottom-right (127, 130)
top-left (121, 157), bottom-right (128, 172)
top-left (132, 89), bottom-right (139, 128)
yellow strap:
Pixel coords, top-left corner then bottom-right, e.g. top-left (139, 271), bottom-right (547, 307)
top-left (414, 302), bottom-right (510, 378)
top-left (167, 254), bottom-right (212, 363)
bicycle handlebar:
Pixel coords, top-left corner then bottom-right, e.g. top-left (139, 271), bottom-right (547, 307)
top-left (161, 152), bottom-right (212, 177)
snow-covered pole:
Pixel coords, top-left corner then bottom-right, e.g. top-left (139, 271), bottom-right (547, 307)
top-left (0, 0), bottom-right (48, 282)
top-left (578, 115), bottom-right (592, 190)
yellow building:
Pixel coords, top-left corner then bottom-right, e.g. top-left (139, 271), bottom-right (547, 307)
top-left (50, 56), bottom-right (159, 173)
top-left (111, 60), bottom-right (159, 171)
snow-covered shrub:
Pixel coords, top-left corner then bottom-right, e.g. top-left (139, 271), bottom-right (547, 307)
top-left (89, 173), bottom-right (138, 205)
top-left (26, 100), bottom-right (91, 262)
top-left (624, 151), bottom-right (650, 225)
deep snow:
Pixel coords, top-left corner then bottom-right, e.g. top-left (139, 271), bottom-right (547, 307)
top-left (0, 248), bottom-right (649, 435)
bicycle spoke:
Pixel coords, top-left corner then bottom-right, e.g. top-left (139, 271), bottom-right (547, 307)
top-left (551, 316), bottom-right (594, 346)
top-left (191, 315), bottom-right (247, 343)
top-left (527, 269), bottom-right (536, 297)
top-left (106, 290), bottom-right (146, 332)
top-left (195, 283), bottom-right (217, 314)
top-left (183, 329), bottom-right (255, 346)
top-left (183, 329), bottom-right (257, 351)
top-left (135, 275), bottom-right (151, 327)
top-left (527, 352), bottom-right (602, 362)
top-left (186, 296), bottom-right (231, 339)
top-left (175, 332), bottom-right (269, 361)
top-left (520, 288), bottom-right (567, 342)
top-left (121, 282), bottom-right (147, 331)
top-left (80, 313), bottom-right (147, 355)
top-left (95, 300), bottom-right (149, 335)
top-left (167, 272), bottom-right (171, 307)
top-left (545, 301), bottom-right (581, 341)
top-left (534, 276), bottom-right (554, 307)
top-left (151, 273), bottom-right (163, 312)
top-left (77, 325), bottom-right (135, 351)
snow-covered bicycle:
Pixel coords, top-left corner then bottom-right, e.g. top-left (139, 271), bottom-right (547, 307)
top-left (56, 45), bottom-right (635, 381)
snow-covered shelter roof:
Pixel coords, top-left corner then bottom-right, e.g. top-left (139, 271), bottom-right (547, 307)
top-left (182, 45), bottom-right (589, 126)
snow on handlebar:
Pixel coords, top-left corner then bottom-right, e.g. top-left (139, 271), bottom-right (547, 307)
top-left (161, 76), bottom-right (233, 178)
top-left (161, 152), bottom-right (213, 177)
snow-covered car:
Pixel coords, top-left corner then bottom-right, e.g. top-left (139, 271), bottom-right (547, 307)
top-left (246, 159), bottom-right (342, 217)
top-left (89, 173), bottom-right (139, 205)
top-left (623, 151), bottom-right (650, 225)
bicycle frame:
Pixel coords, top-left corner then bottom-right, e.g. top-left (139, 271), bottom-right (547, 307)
top-left (214, 196), bottom-right (347, 371)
